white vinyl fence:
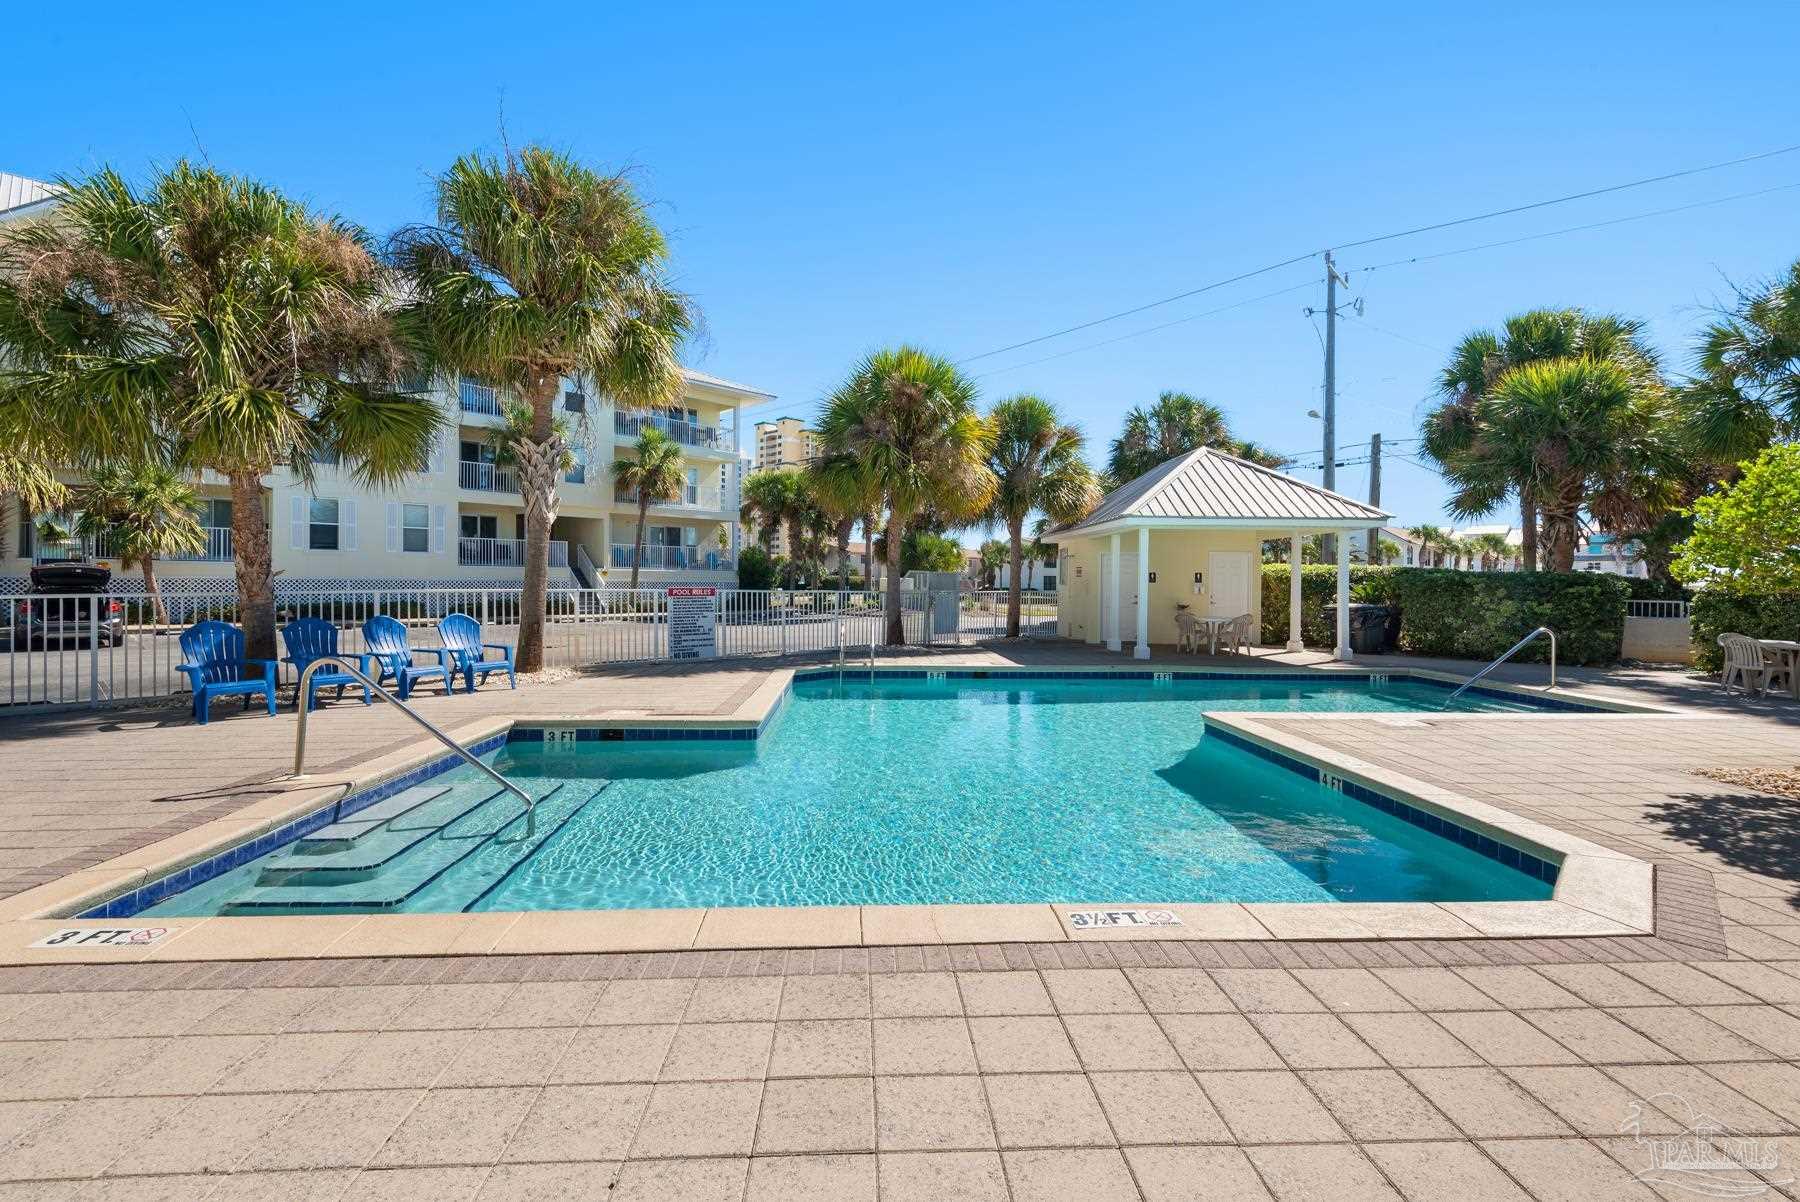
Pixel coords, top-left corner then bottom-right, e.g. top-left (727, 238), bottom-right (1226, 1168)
top-left (0, 587), bottom-right (1059, 713)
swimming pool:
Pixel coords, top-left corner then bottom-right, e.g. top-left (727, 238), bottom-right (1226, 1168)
top-left (126, 672), bottom-right (1570, 918)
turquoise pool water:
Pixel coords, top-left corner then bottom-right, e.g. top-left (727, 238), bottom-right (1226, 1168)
top-left (139, 674), bottom-right (1555, 916)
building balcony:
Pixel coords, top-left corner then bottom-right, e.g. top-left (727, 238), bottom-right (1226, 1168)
top-left (34, 527), bottom-right (235, 563)
top-left (614, 484), bottom-right (726, 513)
top-left (614, 412), bottom-right (726, 452)
top-left (609, 544), bottom-right (734, 572)
top-left (458, 537), bottom-right (568, 568)
top-left (459, 460), bottom-right (518, 493)
top-left (457, 377), bottom-right (516, 418)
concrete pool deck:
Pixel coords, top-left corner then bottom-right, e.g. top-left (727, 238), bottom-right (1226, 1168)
top-left (1, 643), bottom-right (1798, 1198)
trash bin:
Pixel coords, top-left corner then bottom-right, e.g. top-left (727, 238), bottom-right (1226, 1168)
top-left (1320, 603), bottom-right (1395, 654)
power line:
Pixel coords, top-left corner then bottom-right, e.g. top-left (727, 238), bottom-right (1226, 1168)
top-left (971, 280), bottom-right (1316, 378)
top-left (1345, 179), bottom-right (1800, 274)
top-left (958, 141), bottom-right (1800, 365)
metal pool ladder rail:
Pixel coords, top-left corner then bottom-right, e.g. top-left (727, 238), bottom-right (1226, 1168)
top-left (290, 655), bottom-right (537, 839)
top-left (1444, 626), bottom-right (1557, 706)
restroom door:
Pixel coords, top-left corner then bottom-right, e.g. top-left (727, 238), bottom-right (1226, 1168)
top-left (1099, 552), bottom-right (1139, 644)
top-left (1207, 551), bottom-right (1250, 618)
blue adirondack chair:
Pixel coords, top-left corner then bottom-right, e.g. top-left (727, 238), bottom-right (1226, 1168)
top-left (360, 614), bottom-right (452, 700)
top-left (281, 618), bottom-right (372, 711)
top-left (176, 621), bottom-right (278, 725)
top-left (437, 612), bottom-right (517, 693)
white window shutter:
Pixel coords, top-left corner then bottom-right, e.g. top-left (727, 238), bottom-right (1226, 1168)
top-left (289, 496), bottom-right (305, 550)
top-left (342, 500), bottom-right (358, 551)
top-left (386, 503), bottom-right (400, 553)
top-left (430, 505), bottom-right (445, 554)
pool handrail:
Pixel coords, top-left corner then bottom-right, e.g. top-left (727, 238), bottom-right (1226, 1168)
top-left (1444, 626), bottom-right (1557, 706)
top-left (291, 654), bottom-right (536, 839)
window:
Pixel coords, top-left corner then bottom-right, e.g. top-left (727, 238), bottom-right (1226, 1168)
top-left (566, 448), bottom-right (587, 485)
top-left (685, 468), bottom-right (700, 505)
top-left (309, 500), bottom-right (339, 550)
top-left (563, 390), bottom-right (586, 414)
top-left (460, 440), bottom-right (495, 465)
top-left (194, 498), bottom-right (233, 529)
top-left (401, 504), bottom-right (429, 553)
top-left (461, 514), bottom-right (499, 540)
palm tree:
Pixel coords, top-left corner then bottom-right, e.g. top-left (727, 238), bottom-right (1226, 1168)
top-left (0, 163), bottom-right (438, 658)
top-left (610, 428), bottom-right (686, 589)
top-left (808, 455), bottom-right (882, 588)
top-left (1107, 391), bottom-right (1283, 484)
top-left (978, 539), bottom-right (1008, 588)
top-left (1423, 309), bottom-right (1663, 572)
top-left (73, 464), bottom-right (206, 624)
top-left (816, 347), bottom-right (996, 644)
top-left (983, 394), bottom-right (1099, 636)
top-left (1683, 258), bottom-right (1800, 460)
top-left (740, 469), bottom-right (813, 557)
top-left (1468, 531), bottom-right (1515, 571)
top-left (393, 147), bottom-right (692, 671)
top-left (1404, 524), bottom-right (1448, 567)
top-left (1455, 358), bottom-right (1682, 571)
top-left (0, 453), bottom-right (67, 558)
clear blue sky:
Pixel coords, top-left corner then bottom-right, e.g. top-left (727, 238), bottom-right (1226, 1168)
top-left (9, 2), bottom-right (1798, 532)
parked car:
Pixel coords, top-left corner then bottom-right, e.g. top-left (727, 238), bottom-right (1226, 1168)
top-left (21, 564), bottom-right (125, 647)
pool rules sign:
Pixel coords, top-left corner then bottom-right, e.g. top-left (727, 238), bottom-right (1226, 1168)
top-left (667, 587), bottom-right (719, 660)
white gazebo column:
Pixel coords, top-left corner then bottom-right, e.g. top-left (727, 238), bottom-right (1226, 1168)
top-left (1134, 526), bottom-right (1150, 659)
top-left (1287, 531), bottom-right (1304, 652)
top-left (1334, 531), bottom-right (1353, 661)
top-left (1105, 531), bottom-right (1122, 653)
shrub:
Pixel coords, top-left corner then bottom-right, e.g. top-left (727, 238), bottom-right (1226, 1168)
top-left (1258, 565), bottom-right (1395, 647)
top-left (737, 545), bottom-right (777, 590)
top-left (1690, 590), bottom-right (1800, 671)
top-left (1259, 565), bottom-right (1631, 665)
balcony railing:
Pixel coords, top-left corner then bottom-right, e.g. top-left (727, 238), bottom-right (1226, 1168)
top-left (457, 378), bottom-right (509, 417)
top-left (34, 528), bottom-right (234, 563)
top-left (614, 484), bottom-right (724, 511)
top-left (458, 460), bottom-right (518, 493)
top-left (458, 537), bottom-right (568, 568)
top-left (609, 544), bottom-right (734, 571)
top-left (614, 412), bottom-right (723, 451)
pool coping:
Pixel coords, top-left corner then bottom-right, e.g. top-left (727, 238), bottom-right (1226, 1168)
top-left (0, 664), bottom-right (1662, 963)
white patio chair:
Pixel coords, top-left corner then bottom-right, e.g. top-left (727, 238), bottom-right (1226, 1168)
top-left (1718, 633), bottom-right (1780, 695)
top-left (1174, 609), bottom-right (1203, 654)
top-left (1232, 612), bottom-right (1256, 655)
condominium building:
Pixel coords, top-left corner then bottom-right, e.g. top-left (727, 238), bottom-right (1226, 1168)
top-left (754, 418), bottom-right (818, 471)
top-left (748, 418), bottom-right (819, 557)
top-left (0, 171), bottom-right (772, 598)
top-left (3, 369), bottom-right (771, 598)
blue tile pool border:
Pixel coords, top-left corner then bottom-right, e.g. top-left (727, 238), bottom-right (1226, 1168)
top-left (1205, 724), bottom-right (1561, 885)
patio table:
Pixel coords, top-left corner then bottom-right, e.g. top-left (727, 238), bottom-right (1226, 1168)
top-left (1182, 613), bottom-right (1235, 655)
top-left (1757, 639), bottom-right (1800, 699)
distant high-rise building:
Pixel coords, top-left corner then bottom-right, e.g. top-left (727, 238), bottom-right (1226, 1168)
top-left (751, 418), bottom-right (819, 555)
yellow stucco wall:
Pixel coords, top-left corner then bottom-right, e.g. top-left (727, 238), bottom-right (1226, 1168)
top-left (1058, 528), bottom-right (1267, 647)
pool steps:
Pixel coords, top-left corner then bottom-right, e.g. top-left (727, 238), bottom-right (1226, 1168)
top-left (222, 778), bottom-right (579, 913)
top-left (258, 786), bottom-right (512, 885)
top-left (289, 785), bottom-right (451, 855)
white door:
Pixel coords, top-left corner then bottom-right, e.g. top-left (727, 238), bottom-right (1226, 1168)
top-left (1207, 551), bottom-right (1250, 618)
top-left (1099, 552), bottom-right (1139, 644)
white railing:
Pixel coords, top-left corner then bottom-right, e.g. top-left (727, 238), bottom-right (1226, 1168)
top-left (458, 537), bottom-right (568, 567)
top-left (610, 544), bottom-right (735, 571)
top-left (35, 528), bottom-right (235, 563)
top-left (0, 585), bottom-right (997, 713)
top-left (573, 543), bottom-right (600, 589)
top-left (457, 378), bottom-right (506, 417)
top-left (614, 411), bottom-right (724, 451)
top-left (458, 460), bottom-right (518, 493)
top-left (616, 484), bottom-right (724, 511)
top-left (954, 590), bottom-right (1062, 641)
top-left (1627, 599), bottom-right (1690, 619)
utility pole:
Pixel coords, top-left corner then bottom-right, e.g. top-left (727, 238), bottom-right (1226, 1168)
top-left (1319, 251), bottom-right (1348, 560)
top-left (1366, 432), bottom-right (1382, 563)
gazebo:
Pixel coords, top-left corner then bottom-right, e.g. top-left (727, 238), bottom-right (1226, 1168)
top-left (1051, 447), bottom-right (1392, 659)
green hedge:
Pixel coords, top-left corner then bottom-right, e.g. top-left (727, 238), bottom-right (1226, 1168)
top-left (1259, 565), bottom-right (1631, 665)
top-left (1690, 591), bottom-right (1800, 672)
top-left (1259, 565), bottom-right (1396, 647)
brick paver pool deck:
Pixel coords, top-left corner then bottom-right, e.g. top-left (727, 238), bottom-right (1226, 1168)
top-left (1, 644), bottom-right (1797, 1200)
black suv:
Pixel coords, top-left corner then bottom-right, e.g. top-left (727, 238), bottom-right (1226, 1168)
top-left (17, 564), bottom-right (126, 647)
